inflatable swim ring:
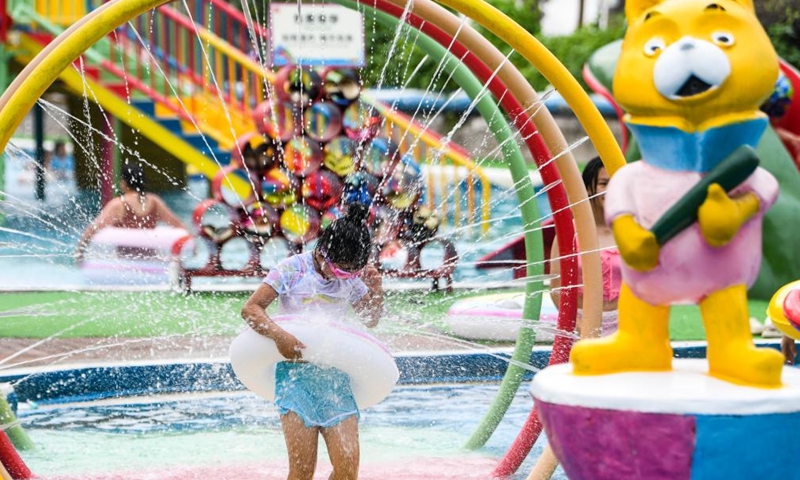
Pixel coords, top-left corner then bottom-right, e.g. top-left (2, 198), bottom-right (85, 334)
top-left (230, 316), bottom-right (399, 409)
top-left (211, 166), bottom-right (257, 207)
top-left (323, 68), bottom-right (361, 107)
top-left (301, 170), bottom-right (343, 211)
top-left (81, 226), bottom-right (191, 285)
top-left (445, 291), bottom-right (559, 342)
top-left (279, 204), bottom-right (321, 244)
top-left (283, 136), bottom-right (323, 177)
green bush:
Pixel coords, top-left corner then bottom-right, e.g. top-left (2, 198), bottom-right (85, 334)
top-left (767, 16), bottom-right (800, 69)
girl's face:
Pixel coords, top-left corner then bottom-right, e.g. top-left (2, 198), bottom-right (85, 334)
top-left (592, 167), bottom-right (610, 214)
top-left (315, 249), bottom-right (363, 280)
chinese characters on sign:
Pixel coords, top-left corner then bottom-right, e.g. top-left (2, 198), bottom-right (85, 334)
top-left (269, 4), bottom-right (365, 67)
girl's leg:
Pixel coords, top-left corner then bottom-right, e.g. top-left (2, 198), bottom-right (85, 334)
top-left (281, 411), bottom-right (320, 480)
top-left (321, 416), bottom-right (360, 480)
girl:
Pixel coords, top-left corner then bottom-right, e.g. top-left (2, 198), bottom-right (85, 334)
top-left (550, 156), bottom-right (621, 336)
top-left (241, 202), bottom-right (383, 480)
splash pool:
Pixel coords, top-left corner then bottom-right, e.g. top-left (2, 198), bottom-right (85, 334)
top-left (0, 347), bottom-right (572, 480)
top-left (13, 385), bottom-right (555, 480)
top-left (0, 343), bottom-right (718, 480)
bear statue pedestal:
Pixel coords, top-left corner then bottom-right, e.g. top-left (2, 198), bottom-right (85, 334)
top-left (531, 359), bottom-right (800, 480)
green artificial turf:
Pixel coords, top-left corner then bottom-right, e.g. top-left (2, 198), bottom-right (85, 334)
top-left (0, 290), bottom-right (454, 338)
top-left (0, 289), bottom-right (770, 341)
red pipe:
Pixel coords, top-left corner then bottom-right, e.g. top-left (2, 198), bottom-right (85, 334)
top-left (0, 0), bottom-right (12, 43)
top-left (582, 63), bottom-right (628, 153)
top-left (0, 431), bottom-right (32, 479)
top-left (202, 0), bottom-right (268, 38)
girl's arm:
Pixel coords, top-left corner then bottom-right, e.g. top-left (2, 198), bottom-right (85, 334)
top-left (241, 283), bottom-right (306, 360)
top-left (353, 265), bottom-right (383, 328)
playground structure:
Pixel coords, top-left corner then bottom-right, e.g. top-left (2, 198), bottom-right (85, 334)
top-left (0, 0), bottom-right (620, 478)
top-left (2, 0), bottom-right (500, 289)
top-left (14, 0), bottom-right (799, 479)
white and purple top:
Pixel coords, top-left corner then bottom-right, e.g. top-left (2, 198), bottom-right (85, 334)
top-left (264, 252), bottom-right (369, 316)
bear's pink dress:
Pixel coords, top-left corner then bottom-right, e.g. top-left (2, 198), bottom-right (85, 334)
top-left (605, 161), bottom-right (778, 305)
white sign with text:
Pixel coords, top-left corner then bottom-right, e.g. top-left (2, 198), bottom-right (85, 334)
top-left (269, 4), bottom-right (365, 67)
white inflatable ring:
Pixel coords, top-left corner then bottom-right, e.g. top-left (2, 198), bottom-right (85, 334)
top-left (89, 226), bottom-right (191, 251)
top-left (445, 291), bottom-right (559, 341)
top-left (230, 316), bottom-right (399, 409)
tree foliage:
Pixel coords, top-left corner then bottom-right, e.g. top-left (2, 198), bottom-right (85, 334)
top-left (756, 0), bottom-right (800, 69)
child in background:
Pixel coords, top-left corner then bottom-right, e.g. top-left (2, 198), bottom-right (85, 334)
top-left (75, 164), bottom-right (189, 263)
top-left (47, 140), bottom-right (74, 181)
top-left (241, 202), bottom-right (383, 480)
top-left (550, 156), bottom-right (621, 336)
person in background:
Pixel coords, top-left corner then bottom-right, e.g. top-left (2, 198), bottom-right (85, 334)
top-left (241, 203), bottom-right (383, 480)
top-left (46, 140), bottom-right (74, 181)
top-left (550, 156), bottom-right (621, 337)
top-left (74, 164), bottom-right (189, 263)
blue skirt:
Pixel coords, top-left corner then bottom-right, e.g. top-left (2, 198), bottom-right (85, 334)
top-left (274, 362), bottom-right (359, 428)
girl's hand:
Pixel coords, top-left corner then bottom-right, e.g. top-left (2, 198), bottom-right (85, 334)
top-left (361, 265), bottom-right (382, 293)
top-left (274, 331), bottom-right (306, 361)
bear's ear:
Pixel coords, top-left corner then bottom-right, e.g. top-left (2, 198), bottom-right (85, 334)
top-left (625, 0), bottom-right (664, 23)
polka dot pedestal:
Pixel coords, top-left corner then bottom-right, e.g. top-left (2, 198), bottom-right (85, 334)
top-left (530, 359), bottom-right (800, 480)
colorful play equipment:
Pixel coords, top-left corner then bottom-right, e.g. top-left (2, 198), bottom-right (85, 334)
top-left (179, 63), bottom-right (466, 290)
top-left (767, 280), bottom-right (800, 340)
top-left (533, 0), bottom-right (800, 479)
top-left (230, 316), bottom-right (399, 409)
top-left (0, 0), bottom-right (631, 478)
top-left (3, 0), bottom-right (492, 231)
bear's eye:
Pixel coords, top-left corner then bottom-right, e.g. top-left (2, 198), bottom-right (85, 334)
top-left (643, 38), bottom-right (666, 56)
top-left (712, 31), bottom-right (735, 46)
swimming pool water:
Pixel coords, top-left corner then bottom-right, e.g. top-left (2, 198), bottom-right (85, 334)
top-left (18, 384), bottom-right (567, 479)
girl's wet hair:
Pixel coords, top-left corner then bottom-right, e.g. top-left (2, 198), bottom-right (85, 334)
top-left (121, 164), bottom-right (146, 193)
top-left (316, 203), bottom-right (372, 270)
top-left (581, 156), bottom-right (604, 195)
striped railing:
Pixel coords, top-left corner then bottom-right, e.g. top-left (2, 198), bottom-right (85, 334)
top-left (31, 0), bottom-right (490, 230)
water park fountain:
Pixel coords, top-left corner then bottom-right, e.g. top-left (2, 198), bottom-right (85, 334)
top-left (0, 0), bottom-right (799, 479)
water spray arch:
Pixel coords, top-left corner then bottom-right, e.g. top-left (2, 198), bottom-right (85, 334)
top-left (0, 0), bottom-right (625, 477)
top-left (333, 0), bottom-right (625, 474)
top-left (336, 0), bottom-right (582, 473)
